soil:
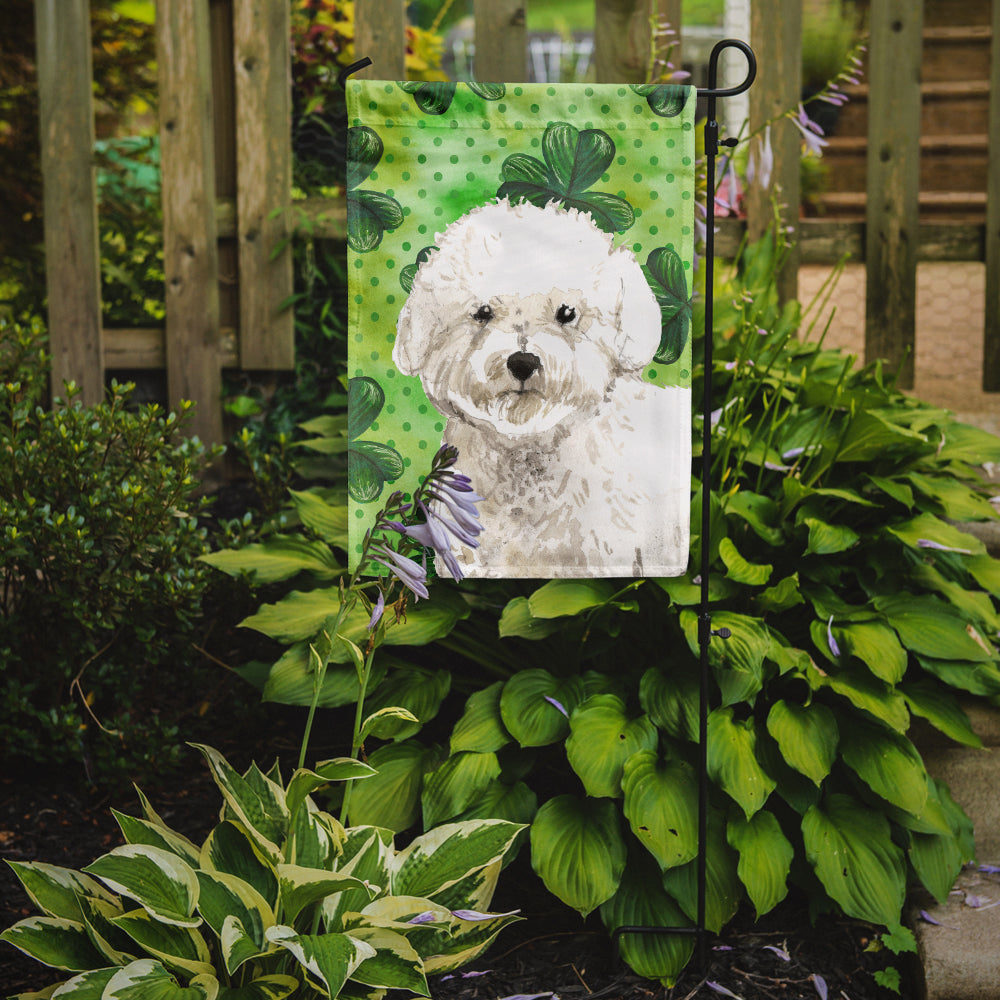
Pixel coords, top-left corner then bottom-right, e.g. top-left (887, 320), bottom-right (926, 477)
top-left (0, 742), bottom-right (913, 1000)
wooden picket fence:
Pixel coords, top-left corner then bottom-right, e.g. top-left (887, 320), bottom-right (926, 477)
top-left (34, 0), bottom-right (1000, 445)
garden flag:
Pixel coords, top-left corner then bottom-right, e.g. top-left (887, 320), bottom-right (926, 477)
top-left (347, 80), bottom-right (695, 579)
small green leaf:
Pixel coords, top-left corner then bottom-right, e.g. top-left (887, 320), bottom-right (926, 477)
top-left (421, 751), bottom-right (502, 828)
top-left (727, 811), bottom-right (793, 917)
top-left (639, 663), bottom-right (699, 742)
top-left (765, 701), bottom-right (838, 786)
top-left (526, 579), bottom-right (616, 618)
top-left (450, 682), bottom-right (512, 754)
top-left (707, 708), bottom-right (776, 818)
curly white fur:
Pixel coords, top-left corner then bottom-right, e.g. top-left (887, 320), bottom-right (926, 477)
top-left (394, 198), bottom-right (690, 578)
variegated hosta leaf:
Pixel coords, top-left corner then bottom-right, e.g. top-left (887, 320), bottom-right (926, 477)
top-left (83, 846), bottom-right (200, 928)
top-left (4, 861), bottom-right (118, 922)
top-left (288, 802), bottom-right (343, 870)
top-left (421, 751), bottom-right (502, 829)
top-left (391, 820), bottom-right (524, 900)
top-left (661, 811), bottom-right (742, 934)
top-left (214, 975), bottom-right (300, 1000)
top-left (529, 795), bottom-right (626, 917)
top-left (621, 751), bottom-right (699, 871)
top-left (110, 908), bottom-right (214, 978)
top-left (195, 871), bottom-right (274, 974)
top-left (599, 854), bottom-right (694, 987)
top-left (565, 695), bottom-right (658, 798)
top-left (706, 707), bottom-right (776, 818)
top-left (0, 916), bottom-right (107, 971)
top-left (102, 959), bottom-right (218, 999)
top-left (277, 864), bottom-right (375, 925)
top-left (726, 810), bottom-right (793, 918)
top-left (802, 793), bottom-right (906, 926)
top-left (765, 700), bottom-right (838, 786)
top-left (421, 907), bottom-right (522, 975)
top-left (200, 822), bottom-right (279, 910)
top-left (421, 859), bottom-right (501, 917)
top-left (77, 894), bottom-right (136, 966)
top-left (450, 681), bottom-right (511, 754)
top-left (345, 926), bottom-right (429, 994)
top-left (46, 966), bottom-right (118, 997)
top-left (265, 926), bottom-right (376, 998)
top-left (285, 760), bottom-right (376, 823)
top-left (323, 829), bottom-right (393, 931)
top-left (112, 810), bottom-right (201, 868)
top-left (191, 745), bottom-right (288, 863)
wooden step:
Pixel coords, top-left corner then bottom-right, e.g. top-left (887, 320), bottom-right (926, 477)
top-left (812, 190), bottom-right (987, 223)
top-left (833, 80), bottom-right (991, 138)
top-left (922, 0), bottom-right (992, 28)
top-left (822, 134), bottom-right (989, 193)
top-left (922, 25), bottom-right (993, 83)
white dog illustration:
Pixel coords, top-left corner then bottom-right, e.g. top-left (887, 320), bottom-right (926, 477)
top-left (393, 198), bottom-right (690, 578)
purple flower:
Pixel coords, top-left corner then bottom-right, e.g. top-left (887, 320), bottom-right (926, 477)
top-left (791, 104), bottom-right (828, 156)
top-left (367, 590), bottom-right (385, 630)
top-left (706, 983), bottom-right (742, 999)
top-left (407, 911), bottom-right (438, 925)
top-left (917, 538), bottom-right (973, 555)
top-left (451, 908), bottom-right (520, 921)
top-left (827, 616), bottom-right (841, 658)
top-left (747, 125), bottom-right (774, 191)
top-left (763, 944), bottom-right (790, 961)
top-left (544, 695), bottom-right (569, 718)
top-left (371, 544), bottom-right (429, 600)
top-left (812, 974), bottom-right (828, 1000)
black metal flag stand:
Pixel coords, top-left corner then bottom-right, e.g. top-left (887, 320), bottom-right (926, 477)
top-left (340, 37), bottom-right (758, 975)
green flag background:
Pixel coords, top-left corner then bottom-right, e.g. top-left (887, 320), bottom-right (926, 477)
top-left (347, 80), bottom-right (696, 579)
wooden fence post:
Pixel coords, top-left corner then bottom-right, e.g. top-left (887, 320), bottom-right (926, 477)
top-left (474, 0), bottom-right (527, 82)
top-left (157, 0), bottom-right (223, 445)
top-left (746, 0), bottom-right (801, 305)
top-left (864, 0), bottom-right (923, 389)
top-left (34, 0), bottom-right (104, 405)
top-left (983, 0), bottom-right (1000, 390)
top-left (593, 0), bottom-right (652, 84)
top-left (233, 0), bottom-right (294, 370)
top-left (354, 0), bottom-right (406, 79)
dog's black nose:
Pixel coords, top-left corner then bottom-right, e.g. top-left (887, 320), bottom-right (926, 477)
top-left (507, 351), bottom-right (541, 382)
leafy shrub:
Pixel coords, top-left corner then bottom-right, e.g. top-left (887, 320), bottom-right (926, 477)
top-left (0, 317), bottom-right (220, 782)
top-left (1, 743), bottom-right (524, 997)
top-left (210, 233), bottom-right (1000, 984)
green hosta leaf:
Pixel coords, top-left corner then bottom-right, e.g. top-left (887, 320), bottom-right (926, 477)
top-left (639, 664), bottom-right (699, 742)
top-left (756, 574), bottom-right (805, 614)
top-left (835, 410), bottom-right (927, 463)
top-left (967, 553), bottom-right (1000, 597)
top-left (802, 793), bottom-right (906, 926)
top-left (346, 126), bottom-right (382, 190)
top-left (216, 975), bottom-right (299, 1000)
top-left (347, 740), bottom-right (442, 832)
top-left (542, 122), bottom-right (616, 194)
top-left (886, 512), bottom-right (985, 556)
top-left (112, 811), bottom-right (201, 868)
top-left (288, 489), bottom-right (348, 548)
top-left (497, 596), bottom-right (565, 639)
top-left (936, 421), bottom-right (1000, 464)
top-left (566, 695), bottom-right (658, 798)
top-left (765, 701), bottom-right (838, 786)
top-left (621, 751), bottom-right (698, 870)
top-left (451, 682), bottom-right (511, 753)
top-left (103, 959), bottom-right (218, 1000)
top-left (803, 517), bottom-right (859, 556)
top-left (718, 536), bottom-right (772, 586)
top-left (707, 708), bottom-right (776, 818)
top-left (191, 746), bottom-right (287, 863)
top-left (680, 610), bottom-right (770, 706)
top-left (277, 865), bottom-right (374, 925)
top-left (265, 926), bottom-right (375, 997)
top-left (0, 916), bottom-right (107, 971)
top-left (839, 718), bottom-right (928, 816)
top-left (111, 909), bottom-right (214, 977)
top-left (809, 661), bottom-right (910, 732)
top-left (907, 472), bottom-right (999, 521)
top-left (526, 579), bottom-right (616, 618)
top-left (200, 822), bottom-right (278, 910)
top-left (909, 787), bottom-right (967, 906)
top-left (346, 926), bottom-right (428, 994)
top-left (393, 820), bottom-right (524, 900)
top-left (655, 573), bottom-right (738, 606)
top-left (727, 811), bottom-right (793, 918)
top-left (83, 846), bottom-right (199, 928)
top-left (724, 491), bottom-right (784, 545)
top-left (347, 376), bottom-right (384, 440)
top-left (874, 594), bottom-right (995, 662)
top-left (911, 562), bottom-right (1000, 633)
top-left (833, 621), bottom-right (907, 683)
top-left (348, 439), bottom-right (405, 501)
top-left (453, 779), bottom-right (538, 827)
top-left (260, 644), bottom-right (385, 708)
top-left (5, 862), bottom-right (118, 922)
top-left (599, 853), bottom-right (694, 986)
top-left (530, 795), bottom-right (626, 917)
top-left (421, 751), bottom-right (502, 828)
top-left (499, 670), bottom-right (585, 747)
top-left (661, 811), bottom-right (742, 933)
top-left (363, 667), bottom-right (451, 740)
top-left (916, 655), bottom-right (1000, 697)
top-left (199, 537), bottom-right (340, 584)
top-left (360, 706), bottom-right (421, 742)
top-left (901, 680), bottom-right (982, 748)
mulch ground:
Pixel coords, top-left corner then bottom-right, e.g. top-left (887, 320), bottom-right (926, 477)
top-left (1, 740), bottom-right (913, 1000)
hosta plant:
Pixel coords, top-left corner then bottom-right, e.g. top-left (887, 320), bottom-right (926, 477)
top-left (342, 233), bottom-right (1000, 983)
top-left (1, 744), bottom-right (523, 999)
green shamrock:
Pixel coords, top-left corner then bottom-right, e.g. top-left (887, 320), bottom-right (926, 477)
top-left (642, 246), bottom-right (692, 365)
top-left (348, 376), bottom-right (405, 502)
top-left (497, 121), bottom-right (635, 233)
top-left (398, 80), bottom-right (506, 115)
top-left (400, 245), bottom-right (439, 293)
top-left (346, 125), bottom-right (404, 252)
top-left (630, 83), bottom-right (689, 117)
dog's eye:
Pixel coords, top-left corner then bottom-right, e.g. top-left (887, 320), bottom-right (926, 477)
top-left (555, 304), bottom-right (577, 325)
top-left (473, 304), bottom-right (494, 323)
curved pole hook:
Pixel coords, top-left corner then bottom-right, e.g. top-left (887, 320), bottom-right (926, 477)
top-left (698, 38), bottom-right (757, 99)
top-left (337, 56), bottom-right (373, 89)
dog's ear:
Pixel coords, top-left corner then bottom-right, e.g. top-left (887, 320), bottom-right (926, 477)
top-left (393, 297), bottom-right (425, 375)
top-left (611, 271), bottom-right (663, 371)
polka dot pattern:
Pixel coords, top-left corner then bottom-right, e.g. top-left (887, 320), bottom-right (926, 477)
top-left (346, 81), bottom-right (696, 556)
